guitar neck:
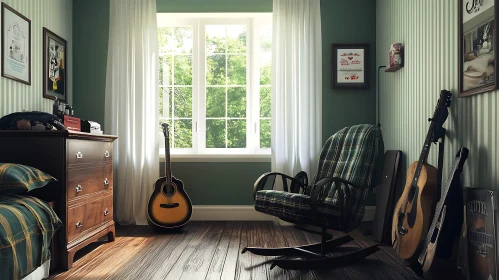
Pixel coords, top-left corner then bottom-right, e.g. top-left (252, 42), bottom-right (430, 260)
top-left (165, 135), bottom-right (172, 184)
top-left (413, 121), bottom-right (436, 184)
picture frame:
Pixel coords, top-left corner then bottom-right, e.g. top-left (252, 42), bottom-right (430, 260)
top-left (331, 43), bottom-right (369, 89)
top-left (43, 27), bottom-right (67, 102)
top-left (459, 0), bottom-right (499, 97)
top-left (1, 3), bottom-right (31, 85)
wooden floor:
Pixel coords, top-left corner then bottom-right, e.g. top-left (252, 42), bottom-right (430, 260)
top-left (49, 222), bottom-right (421, 280)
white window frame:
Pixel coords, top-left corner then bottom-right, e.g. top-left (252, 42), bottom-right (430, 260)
top-left (157, 13), bottom-right (272, 161)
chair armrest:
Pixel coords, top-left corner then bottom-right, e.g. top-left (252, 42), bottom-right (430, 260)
top-left (309, 177), bottom-right (361, 216)
top-left (253, 172), bottom-right (308, 199)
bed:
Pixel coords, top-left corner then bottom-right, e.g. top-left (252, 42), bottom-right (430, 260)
top-left (0, 195), bottom-right (61, 280)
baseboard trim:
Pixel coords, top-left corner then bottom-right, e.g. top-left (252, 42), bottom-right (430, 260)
top-left (191, 206), bottom-right (273, 221)
top-left (191, 205), bottom-right (376, 222)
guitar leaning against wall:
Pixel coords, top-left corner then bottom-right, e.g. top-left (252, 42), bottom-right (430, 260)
top-left (147, 123), bottom-right (193, 229)
top-left (392, 90), bottom-right (452, 260)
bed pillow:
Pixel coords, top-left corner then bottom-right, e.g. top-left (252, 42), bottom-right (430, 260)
top-left (0, 163), bottom-right (56, 194)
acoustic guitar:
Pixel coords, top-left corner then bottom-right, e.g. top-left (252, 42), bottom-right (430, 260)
top-left (392, 90), bottom-right (452, 260)
top-left (147, 123), bottom-right (192, 229)
top-left (418, 147), bottom-right (468, 275)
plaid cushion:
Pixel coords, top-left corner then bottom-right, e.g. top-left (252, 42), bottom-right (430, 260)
top-left (255, 124), bottom-right (383, 231)
top-left (0, 163), bottom-right (57, 194)
top-left (255, 190), bottom-right (361, 229)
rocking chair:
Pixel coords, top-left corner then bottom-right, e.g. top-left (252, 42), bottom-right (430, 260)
top-left (242, 124), bottom-right (384, 270)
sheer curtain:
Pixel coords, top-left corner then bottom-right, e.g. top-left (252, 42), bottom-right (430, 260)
top-left (105, 0), bottom-right (159, 225)
top-left (272, 0), bottom-right (322, 181)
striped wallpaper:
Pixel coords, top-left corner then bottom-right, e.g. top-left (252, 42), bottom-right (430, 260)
top-left (377, 0), bottom-right (498, 190)
top-left (0, 0), bottom-right (72, 117)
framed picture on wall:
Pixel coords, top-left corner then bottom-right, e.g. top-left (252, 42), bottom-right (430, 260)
top-left (459, 0), bottom-right (499, 97)
top-left (43, 27), bottom-right (67, 102)
top-left (1, 3), bottom-right (31, 85)
top-left (331, 43), bottom-right (369, 89)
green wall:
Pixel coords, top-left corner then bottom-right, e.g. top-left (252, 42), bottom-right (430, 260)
top-left (157, 0), bottom-right (272, 12)
top-left (73, 0), bottom-right (110, 127)
top-left (377, 0), bottom-right (499, 194)
top-left (72, 0), bottom-right (377, 205)
top-left (321, 0), bottom-right (377, 142)
top-left (160, 162), bottom-right (270, 205)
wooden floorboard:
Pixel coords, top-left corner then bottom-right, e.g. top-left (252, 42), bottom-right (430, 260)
top-left (49, 221), bottom-right (421, 280)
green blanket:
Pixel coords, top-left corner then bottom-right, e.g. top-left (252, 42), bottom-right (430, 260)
top-left (0, 195), bottom-right (61, 280)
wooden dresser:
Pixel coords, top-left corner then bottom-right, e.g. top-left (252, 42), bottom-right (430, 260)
top-left (0, 130), bottom-right (118, 270)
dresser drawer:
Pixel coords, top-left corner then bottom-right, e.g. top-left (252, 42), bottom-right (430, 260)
top-left (67, 164), bottom-right (113, 201)
top-left (67, 194), bottom-right (113, 242)
top-left (67, 139), bottom-right (113, 166)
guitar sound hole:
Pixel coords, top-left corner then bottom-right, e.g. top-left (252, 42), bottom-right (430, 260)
top-left (162, 183), bottom-right (176, 197)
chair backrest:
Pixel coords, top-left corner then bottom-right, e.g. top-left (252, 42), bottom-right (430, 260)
top-left (312, 124), bottom-right (384, 187)
top-left (308, 124), bottom-right (384, 229)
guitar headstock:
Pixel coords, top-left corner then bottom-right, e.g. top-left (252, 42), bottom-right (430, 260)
top-left (162, 123), bottom-right (170, 139)
top-left (431, 90), bottom-right (452, 126)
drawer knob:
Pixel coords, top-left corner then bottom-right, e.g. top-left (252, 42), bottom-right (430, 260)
top-left (76, 151), bottom-right (83, 159)
top-left (104, 151), bottom-right (110, 158)
top-left (104, 178), bottom-right (110, 186)
top-left (104, 208), bottom-right (109, 216)
top-left (76, 221), bottom-right (83, 228)
top-left (76, 185), bottom-right (83, 192)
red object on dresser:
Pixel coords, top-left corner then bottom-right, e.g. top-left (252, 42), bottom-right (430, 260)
top-left (64, 115), bottom-right (81, 131)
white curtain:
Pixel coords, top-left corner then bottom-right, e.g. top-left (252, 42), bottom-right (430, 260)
top-left (272, 0), bottom-right (323, 179)
top-left (105, 0), bottom-right (159, 225)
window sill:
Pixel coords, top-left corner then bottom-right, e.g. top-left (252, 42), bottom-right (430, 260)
top-left (159, 153), bottom-right (271, 163)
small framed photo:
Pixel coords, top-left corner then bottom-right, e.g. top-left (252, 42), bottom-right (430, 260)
top-left (331, 43), bottom-right (369, 89)
top-left (459, 0), bottom-right (498, 97)
top-left (1, 3), bottom-right (31, 85)
top-left (43, 27), bottom-right (67, 102)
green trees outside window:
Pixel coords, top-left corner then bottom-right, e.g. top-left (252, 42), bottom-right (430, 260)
top-left (158, 16), bottom-right (271, 152)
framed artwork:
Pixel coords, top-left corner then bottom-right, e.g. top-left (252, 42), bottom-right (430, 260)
top-left (331, 43), bottom-right (369, 89)
top-left (1, 3), bottom-right (31, 85)
top-left (459, 0), bottom-right (498, 97)
top-left (43, 27), bottom-right (67, 102)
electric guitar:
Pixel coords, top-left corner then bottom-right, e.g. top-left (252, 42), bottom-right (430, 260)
top-left (392, 90), bottom-right (452, 260)
top-left (418, 147), bottom-right (468, 275)
top-left (147, 123), bottom-right (192, 228)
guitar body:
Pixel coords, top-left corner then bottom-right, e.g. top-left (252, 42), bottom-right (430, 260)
top-left (147, 176), bottom-right (192, 228)
top-left (392, 161), bottom-right (438, 259)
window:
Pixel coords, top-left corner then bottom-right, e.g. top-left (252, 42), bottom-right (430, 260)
top-left (158, 14), bottom-right (272, 157)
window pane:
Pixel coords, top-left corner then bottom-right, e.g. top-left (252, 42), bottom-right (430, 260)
top-left (228, 119), bottom-right (246, 148)
top-left (174, 87), bottom-right (192, 118)
top-left (260, 52), bottom-right (271, 85)
top-left (227, 25), bottom-right (246, 53)
top-left (174, 55), bottom-right (192, 85)
top-left (160, 87), bottom-right (172, 118)
top-left (206, 25), bottom-right (226, 53)
top-left (158, 27), bottom-right (173, 54)
top-left (227, 87), bottom-right (246, 118)
top-left (227, 55), bottom-right (246, 85)
top-left (260, 86), bottom-right (271, 118)
top-left (174, 119), bottom-right (192, 148)
top-left (206, 87), bottom-right (226, 118)
top-left (174, 27), bottom-right (193, 54)
top-left (206, 55), bottom-right (226, 85)
top-left (260, 25), bottom-right (272, 53)
top-left (260, 119), bottom-right (271, 148)
top-left (206, 119), bottom-right (226, 148)
top-left (159, 56), bottom-right (172, 86)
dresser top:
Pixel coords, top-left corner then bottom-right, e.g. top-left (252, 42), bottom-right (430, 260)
top-left (0, 130), bottom-right (118, 141)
